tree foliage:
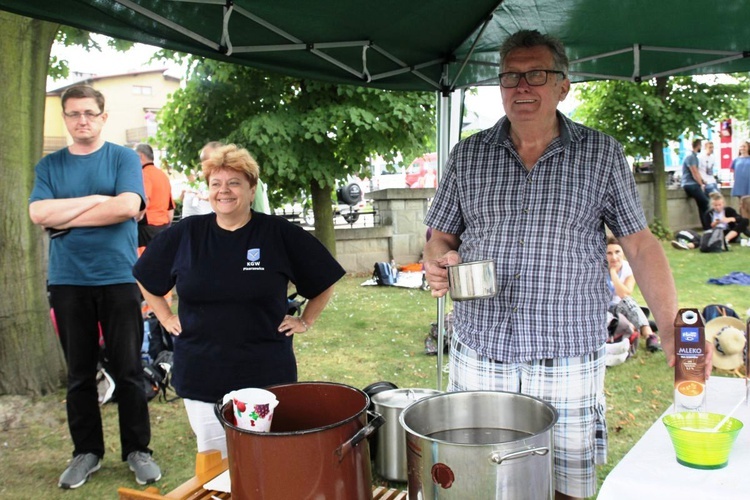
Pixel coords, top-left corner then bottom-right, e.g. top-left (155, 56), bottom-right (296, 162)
top-left (156, 58), bottom-right (435, 252)
top-left (49, 30), bottom-right (133, 80)
top-left (573, 76), bottom-right (748, 159)
top-left (573, 76), bottom-right (749, 223)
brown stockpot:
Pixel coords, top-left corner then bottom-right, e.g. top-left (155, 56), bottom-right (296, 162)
top-left (215, 381), bottom-right (384, 500)
top-left (399, 390), bottom-right (558, 499)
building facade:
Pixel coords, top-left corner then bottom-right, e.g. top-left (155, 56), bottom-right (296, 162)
top-left (44, 68), bottom-right (180, 155)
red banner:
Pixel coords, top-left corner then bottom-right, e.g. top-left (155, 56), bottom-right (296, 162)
top-left (720, 119), bottom-right (732, 170)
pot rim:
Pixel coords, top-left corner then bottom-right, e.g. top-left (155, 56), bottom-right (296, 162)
top-left (399, 390), bottom-right (559, 446)
top-left (445, 259), bottom-right (495, 269)
top-left (217, 381), bottom-right (370, 437)
top-left (371, 388), bottom-right (443, 409)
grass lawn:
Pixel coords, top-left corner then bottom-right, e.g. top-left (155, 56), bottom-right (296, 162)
top-left (0, 242), bottom-right (747, 499)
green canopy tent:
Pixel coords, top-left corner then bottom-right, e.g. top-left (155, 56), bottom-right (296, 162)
top-left (4, 0), bottom-right (750, 183)
top-left (5, 0), bottom-right (749, 388)
top-left (2, 0), bottom-right (750, 91)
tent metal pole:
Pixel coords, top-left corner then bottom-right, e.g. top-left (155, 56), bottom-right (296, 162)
top-left (114, 0), bottom-right (220, 50)
top-left (435, 88), bottom-right (453, 391)
top-left (435, 88), bottom-right (451, 391)
top-left (646, 53), bottom-right (747, 80)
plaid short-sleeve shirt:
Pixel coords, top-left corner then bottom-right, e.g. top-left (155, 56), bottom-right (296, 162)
top-left (425, 112), bottom-right (647, 362)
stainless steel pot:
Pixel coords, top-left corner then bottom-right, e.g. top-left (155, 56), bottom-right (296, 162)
top-left (371, 388), bottom-right (442, 481)
top-left (446, 260), bottom-right (496, 301)
top-left (399, 391), bottom-right (558, 499)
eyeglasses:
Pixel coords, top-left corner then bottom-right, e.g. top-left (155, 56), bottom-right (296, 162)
top-left (63, 111), bottom-right (104, 120)
top-left (498, 70), bottom-right (565, 88)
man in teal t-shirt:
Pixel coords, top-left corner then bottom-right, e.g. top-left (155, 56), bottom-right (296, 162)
top-left (29, 85), bottom-right (161, 489)
top-left (681, 138), bottom-right (710, 229)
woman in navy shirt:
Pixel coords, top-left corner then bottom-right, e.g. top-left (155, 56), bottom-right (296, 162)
top-left (134, 144), bottom-right (344, 456)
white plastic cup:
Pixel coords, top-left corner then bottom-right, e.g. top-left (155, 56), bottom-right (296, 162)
top-left (223, 388), bottom-right (279, 432)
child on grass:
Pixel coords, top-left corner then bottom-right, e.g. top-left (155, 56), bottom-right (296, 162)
top-left (606, 237), bottom-right (661, 352)
top-left (703, 191), bottom-right (748, 245)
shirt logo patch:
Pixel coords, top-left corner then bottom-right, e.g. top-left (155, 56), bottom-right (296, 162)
top-left (247, 248), bottom-right (260, 261)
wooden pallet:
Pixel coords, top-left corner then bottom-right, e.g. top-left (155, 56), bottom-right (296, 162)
top-left (372, 485), bottom-right (408, 500)
top-left (117, 450), bottom-right (406, 499)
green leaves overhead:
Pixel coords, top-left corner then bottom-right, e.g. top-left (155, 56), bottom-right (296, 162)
top-left (573, 76), bottom-right (749, 159)
top-left (573, 75), bottom-right (749, 224)
top-left (156, 58), bottom-right (435, 205)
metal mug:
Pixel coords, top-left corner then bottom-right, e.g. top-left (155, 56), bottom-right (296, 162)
top-left (446, 260), bottom-right (496, 301)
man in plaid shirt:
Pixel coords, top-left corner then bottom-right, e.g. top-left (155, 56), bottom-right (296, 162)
top-left (423, 30), bottom-right (710, 500)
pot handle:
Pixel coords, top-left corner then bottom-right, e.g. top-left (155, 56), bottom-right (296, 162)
top-left (334, 410), bottom-right (385, 462)
top-left (214, 398), bottom-right (231, 425)
top-left (489, 446), bottom-right (549, 465)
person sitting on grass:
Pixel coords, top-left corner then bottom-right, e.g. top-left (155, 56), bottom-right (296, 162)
top-left (670, 229), bottom-right (701, 250)
top-left (606, 237), bottom-right (661, 352)
top-left (742, 195), bottom-right (750, 237)
top-left (703, 191), bottom-right (748, 245)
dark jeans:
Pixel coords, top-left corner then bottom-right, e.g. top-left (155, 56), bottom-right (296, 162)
top-left (49, 283), bottom-right (151, 461)
top-left (683, 184), bottom-right (710, 229)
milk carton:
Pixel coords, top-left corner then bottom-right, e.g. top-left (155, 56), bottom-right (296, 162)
top-left (674, 309), bottom-right (706, 412)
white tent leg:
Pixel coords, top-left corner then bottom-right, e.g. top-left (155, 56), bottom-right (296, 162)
top-left (434, 88), bottom-right (464, 391)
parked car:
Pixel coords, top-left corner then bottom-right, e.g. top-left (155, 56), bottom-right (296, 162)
top-left (405, 153), bottom-right (438, 188)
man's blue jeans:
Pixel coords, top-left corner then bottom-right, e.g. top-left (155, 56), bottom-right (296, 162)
top-left (683, 183), bottom-right (710, 229)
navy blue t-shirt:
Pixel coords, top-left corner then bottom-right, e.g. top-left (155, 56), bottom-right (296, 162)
top-left (133, 212), bottom-right (345, 402)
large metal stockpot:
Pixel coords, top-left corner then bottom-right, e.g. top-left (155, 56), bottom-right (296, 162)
top-left (399, 391), bottom-right (558, 499)
top-left (371, 388), bottom-right (442, 481)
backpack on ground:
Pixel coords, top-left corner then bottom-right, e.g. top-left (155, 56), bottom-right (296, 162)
top-left (424, 312), bottom-right (454, 355)
top-left (97, 313), bottom-right (178, 404)
top-left (142, 350), bottom-right (178, 403)
top-left (96, 365), bottom-right (115, 405)
top-left (699, 229), bottom-right (727, 253)
top-left (606, 312), bottom-right (638, 366)
top-left (702, 304), bottom-right (740, 322)
top-left (373, 262), bottom-right (397, 286)
top-left (145, 313), bottom-right (173, 363)
top-left (287, 292), bottom-right (307, 316)
top-left (674, 229), bottom-right (701, 246)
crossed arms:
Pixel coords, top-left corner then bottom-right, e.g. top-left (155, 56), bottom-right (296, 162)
top-left (29, 192), bottom-right (142, 230)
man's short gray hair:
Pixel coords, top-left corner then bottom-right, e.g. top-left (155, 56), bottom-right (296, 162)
top-left (135, 143), bottom-right (154, 161)
top-left (499, 30), bottom-right (569, 75)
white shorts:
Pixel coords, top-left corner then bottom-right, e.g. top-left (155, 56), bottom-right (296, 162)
top-left (183, 398), bottom-right (227, 458)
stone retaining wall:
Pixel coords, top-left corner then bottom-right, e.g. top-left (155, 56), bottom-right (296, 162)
top-left (635, 174), bottom-right (737, 231)
top-left (334, 179), bottom-right (739, 273)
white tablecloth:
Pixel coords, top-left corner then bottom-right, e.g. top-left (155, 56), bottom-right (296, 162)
top-left (598, 376), bottom-right (750, 499)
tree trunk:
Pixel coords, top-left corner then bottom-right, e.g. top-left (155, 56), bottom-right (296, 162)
top-left (650, 140), bottom-right (668, 224)
top-left (651, 76), bottom-right (670, 226)
top-left (310, 182), bottom-right (336, 257)
top-left (0, 12), bottom-right (66, 395)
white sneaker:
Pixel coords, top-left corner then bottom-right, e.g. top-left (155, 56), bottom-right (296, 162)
top-left (671, 240), bottom-right (689, 250)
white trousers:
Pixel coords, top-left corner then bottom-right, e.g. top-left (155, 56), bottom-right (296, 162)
top-left (183, 398), bottom-right (227, 458)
